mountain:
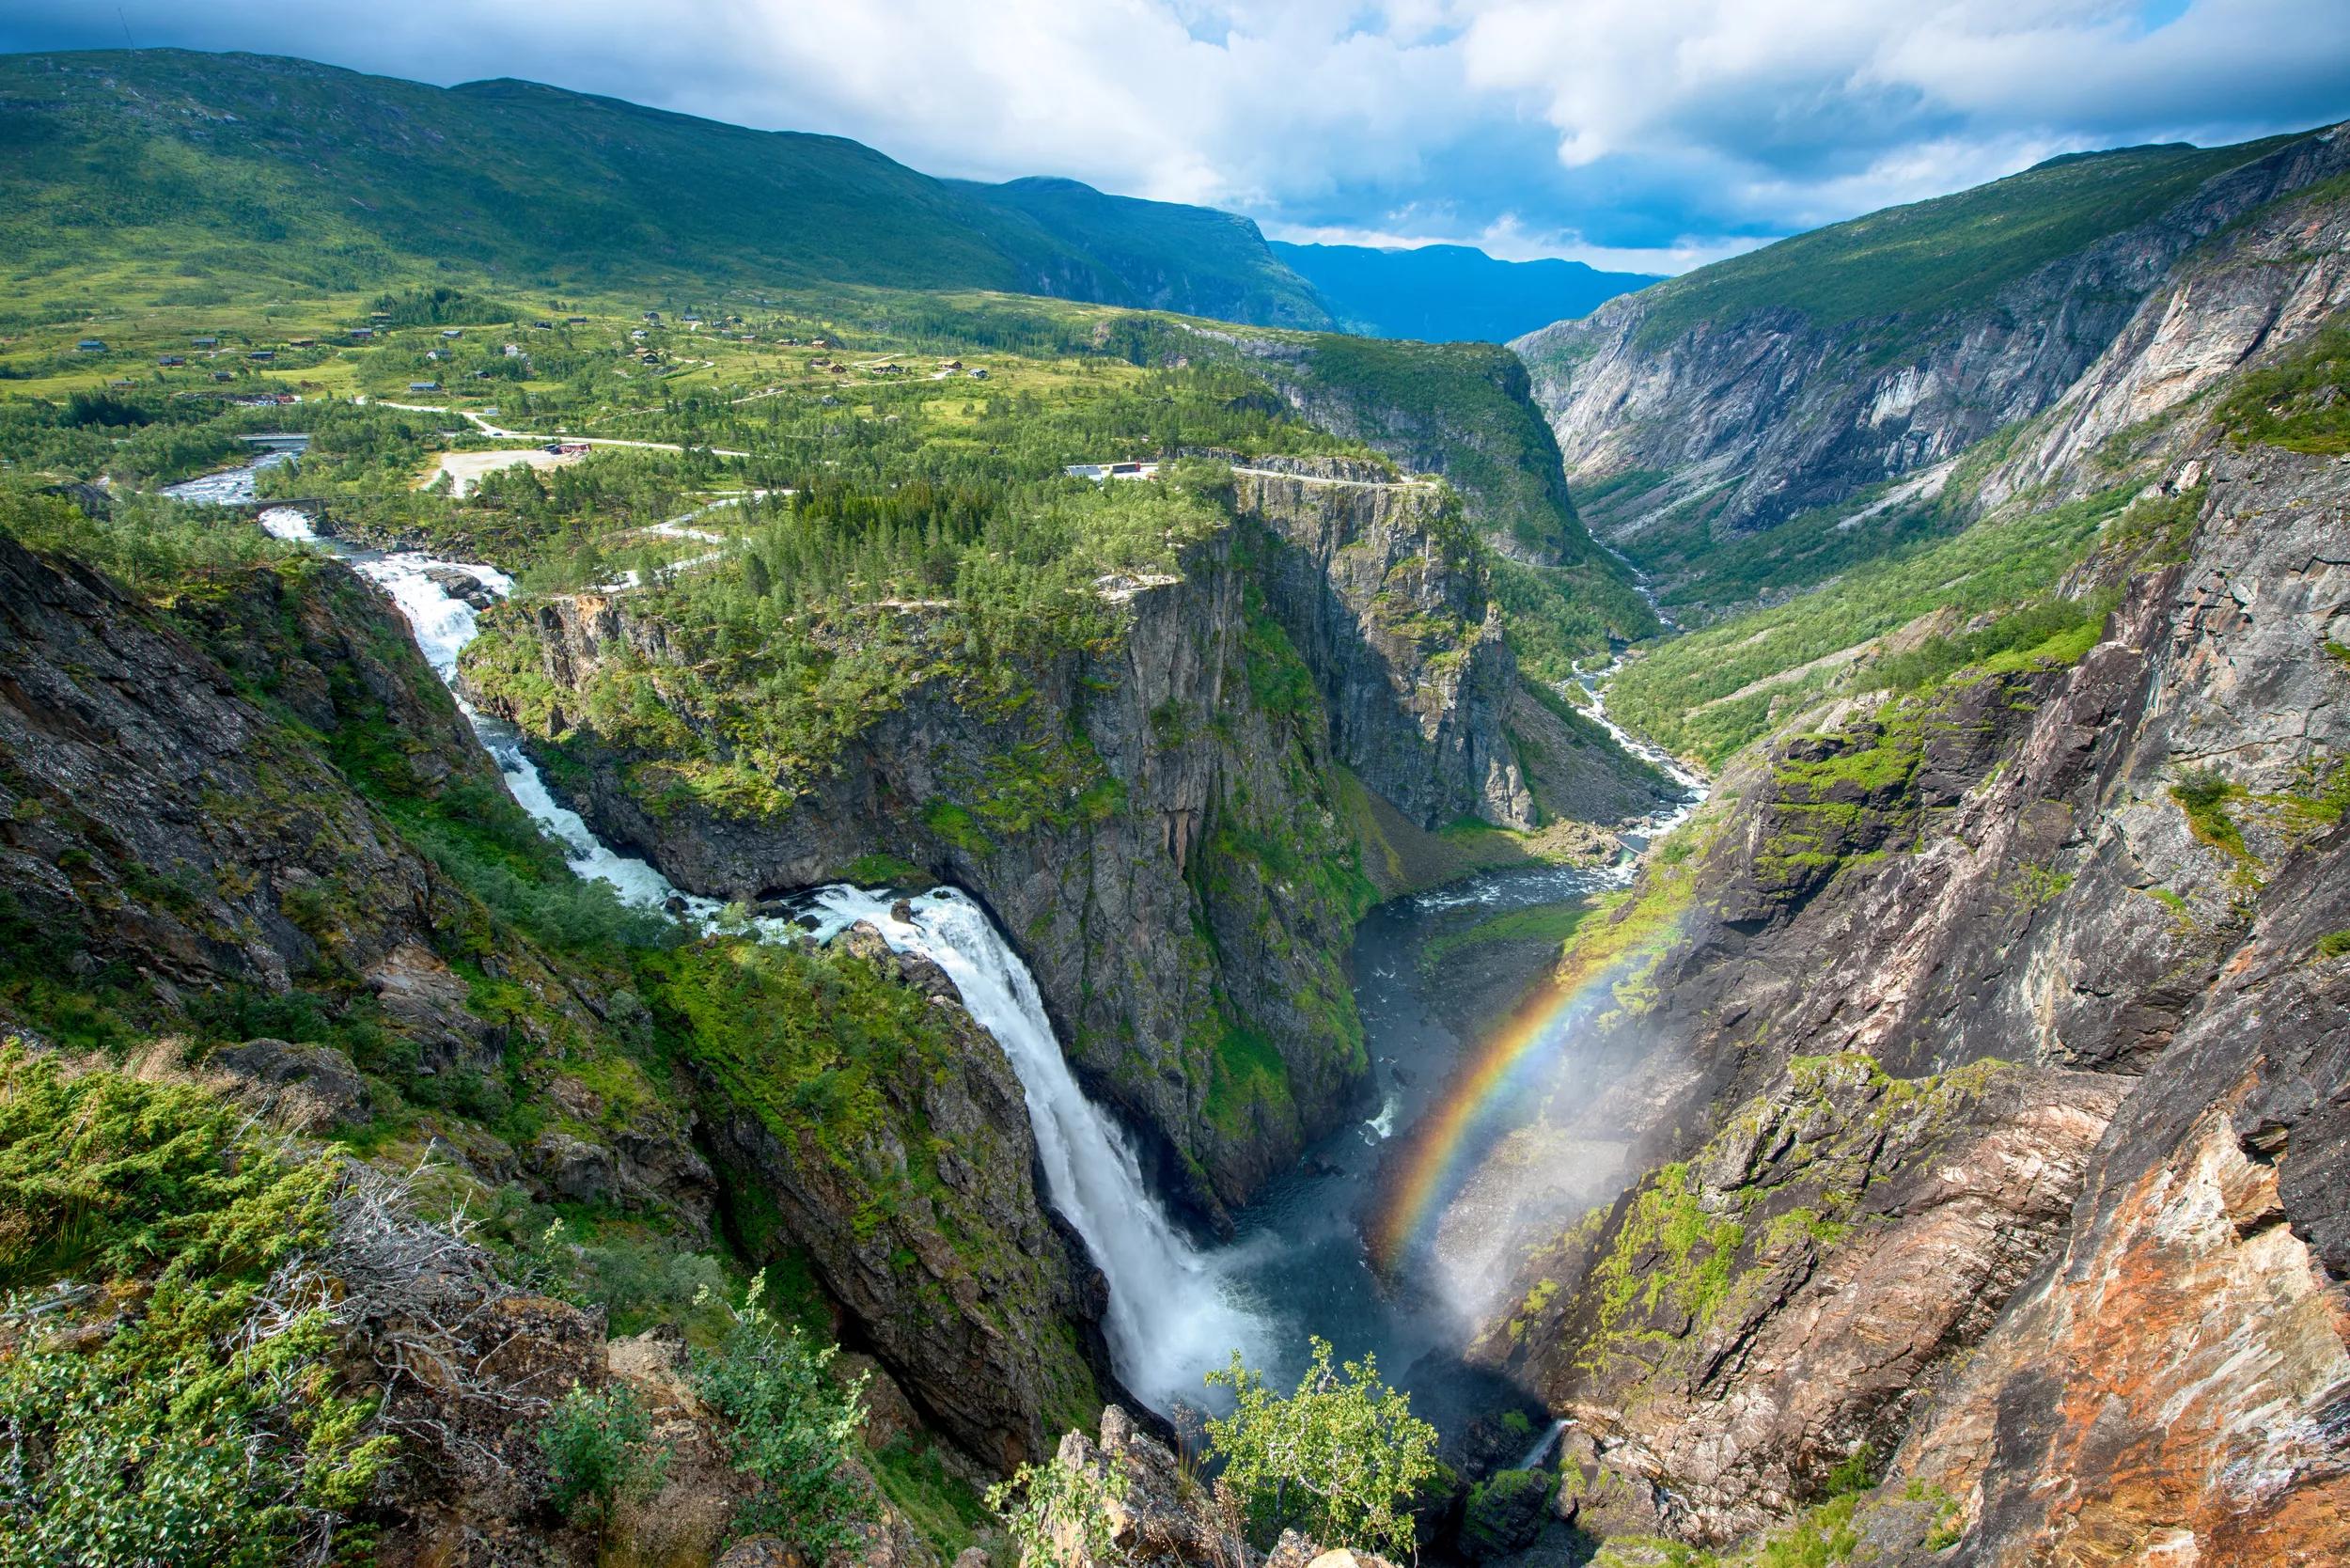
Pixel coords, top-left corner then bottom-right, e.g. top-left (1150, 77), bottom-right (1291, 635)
top-left (1268, 241), bottom-right (1658, 342)
top-left (1512, 123), bottom-right (2348, 611)
top-left (0, 49), bottom-right (1329, 326)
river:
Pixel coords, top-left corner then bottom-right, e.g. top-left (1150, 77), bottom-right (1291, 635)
top-left (217, 459), bottom-right (1701, 1441)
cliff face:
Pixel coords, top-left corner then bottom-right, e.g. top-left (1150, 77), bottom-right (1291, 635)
top-left (1464, 436), bottom-right (2350, 1555)
top-left (1514, 123), bottom-right (2350, 549)
top-left (0, 533), bottom-right (1111, 1507)
top-left (465, 465), bottom-right (1566, 1217)
top-left (693, 923), bottom-right (1107, 1470)
top-left (1235, 459), bottom-right (1532, 831)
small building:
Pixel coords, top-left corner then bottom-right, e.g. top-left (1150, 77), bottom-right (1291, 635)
top-left (567, 316), bottom-right (588, 324)
top-left (248, 350), bottom-right (275, 361)
top-left (157, 354), bottom-right (185, 367)
top-left (440, 328), bottom-right (462, 339)
top-left (426, 349), bottom-right (446, 361)
top-left (643, 311), bottom-right (662, 323)
top-left (966, 367), bottom-right (989, 380)
top-left (192, 336), bottom-right (219, 348)
top-left (502, 343), bottom-right (524, 357)
top-left (212, 370), bottom-right (234, 382)
top-left (409, 381), bottom-right (441, 392)
top-left (532, 320), bottom-right (554, 330)
top-left (288, 337), bottom-right (316, 348)
top-left (76, 338), bottom-right (105, 352)
top-left (349, 328), bottom-right (375, 339)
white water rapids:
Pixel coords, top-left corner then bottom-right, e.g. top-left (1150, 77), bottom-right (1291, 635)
top-left (254, 504), bottom-right (1258, 1410)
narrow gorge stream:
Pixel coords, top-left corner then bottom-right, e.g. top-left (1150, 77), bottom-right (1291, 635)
top-left (243, 476), bottom-right (1701, 1436)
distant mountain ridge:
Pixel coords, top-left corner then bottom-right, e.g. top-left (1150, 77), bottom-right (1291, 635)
top-left (1512, 122), bottom-right (2350, 596)
top-left (0, 49), bottom-right (1330, 326)
top-left (1270, 241), bottom-right (1659, 342)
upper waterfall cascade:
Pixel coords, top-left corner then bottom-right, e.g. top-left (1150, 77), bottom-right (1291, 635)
top-left (257, 503), bottom-right (1261, 1411)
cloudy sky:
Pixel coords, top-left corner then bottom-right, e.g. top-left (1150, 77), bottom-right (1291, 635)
top-left (6, 1), bottom-right (2348, 273)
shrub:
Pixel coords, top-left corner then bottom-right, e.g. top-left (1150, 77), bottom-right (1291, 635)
top-left (692, 1271), bottom-right (874, 1556)
top-left (1202, 1337), bottom-right (1441, 1560)
top-left (0, 1048), bottom-right (396, 1566)
top-left (537, 1383), bottom-right (666, 1533)
top-left (986, 1452), bottom-right (1133, 1568)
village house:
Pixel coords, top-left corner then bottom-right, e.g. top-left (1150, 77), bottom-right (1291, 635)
top-left (75, 338), bottom-right (105, 352)
top-left (192, 337), bottom-right (219, 348)
top-left (440, 328), bottom-right (462, 338)
top-left (156, 354), bottom-right (185, 367)
top-left (409, 381), bottom-right (440, 392)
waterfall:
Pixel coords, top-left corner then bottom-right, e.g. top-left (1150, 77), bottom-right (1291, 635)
top-left (254, 500), bottom-right (1258, 1412)
top-left (1518, 1416), bottom-right (1570, 1470)
top-left (793, 887), bottom-right (1264, 1408)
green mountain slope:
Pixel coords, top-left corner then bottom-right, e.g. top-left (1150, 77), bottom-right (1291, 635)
top-left (1624, 135), bottom-right (2304, 351)
top-left (1269, 242), bottom-right (1658, 343)
top-left (967, 177), bottom-right (1328, 327)
top-left (0, 49), bottom-right (1329, 326)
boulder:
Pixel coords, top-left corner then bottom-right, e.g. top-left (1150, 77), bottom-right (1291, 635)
top-left (206, 1037), bottom-right (369, 1132)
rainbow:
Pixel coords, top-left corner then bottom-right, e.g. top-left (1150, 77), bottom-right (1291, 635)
top-left (1370, 919), bottom-right (1676, 1274)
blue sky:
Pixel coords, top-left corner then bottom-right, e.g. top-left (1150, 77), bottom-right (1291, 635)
top-left (5, 0), bottom-right (2347, 273)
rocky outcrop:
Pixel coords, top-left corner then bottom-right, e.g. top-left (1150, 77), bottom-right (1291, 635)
top-left (1515, 123), bottom-right (2350, 551)
top-left (696, 923), bottom-right (1108, 1469)
top-left (1459, 433), bottom-right (2350, 1552)
top-left (1984, 149), bottom-right (2350, 509)
top-left (1482, 1055), bottom-right (2127, 1544)
top-left (0, 538), bottom-right (726, 1236)
top-left (1235, 460), bottom-right (1532, 830)
top-left (467, 487), bottom-right (1543, 1215)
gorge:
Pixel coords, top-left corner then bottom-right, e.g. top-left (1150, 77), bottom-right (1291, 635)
top-left (0, 43), bottom-right (2346, 1568)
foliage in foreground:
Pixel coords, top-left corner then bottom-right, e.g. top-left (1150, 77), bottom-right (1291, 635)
top-left (0, 1047), bottom-right (396, 1567)
top-left (692, 1270), bottom-right (875, 1556)
top-left (537, 1383), bottom-right (667, 1536)
top-left (987, 1450), bottom-right (1135, 1568)
top-left (1203, 1337), bottom-right (1441, 1560)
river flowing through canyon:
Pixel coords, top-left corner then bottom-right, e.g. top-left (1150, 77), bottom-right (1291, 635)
top-left (237, 468), bottom-right (1701, 1435)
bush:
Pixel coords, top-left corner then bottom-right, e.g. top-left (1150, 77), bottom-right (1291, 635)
top-left (537, 1383), bottom-right (666, 1533)
top-left (691, 1271), bottom-right (874, 1555)
top-left (0, 1048), bottom-right (397, 1566)
top-left (987, 1453), bottom-right (1132, 1568)
top-left (1202, 1338), bottom-right (1441, 1560)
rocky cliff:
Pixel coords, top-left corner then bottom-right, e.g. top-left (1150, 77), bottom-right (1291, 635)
top-left (1514, 123), bottom-right (2350, 570)
top-left (0, 524), bottom-right (1115, 1532)
top-left (462, 463), bottom-right (1628, 1218)
top-left (1456, 389), bottom-right (2350, 1554)
top-left (1234, 459), bottom-right (1531, 831)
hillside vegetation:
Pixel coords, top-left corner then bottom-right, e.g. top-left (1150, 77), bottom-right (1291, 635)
top-left (0, 50), bottom-right (1327, 327)
top-left (1626, 135), bottom-right (2299, 351)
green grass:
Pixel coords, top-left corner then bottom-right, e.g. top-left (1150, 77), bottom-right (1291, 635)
top-left (1607, 483), bottom-right (2139, 766)
top-left (0, 49), bottom-right (1324, 329)
top-left (2215, 311), bottom-right (2350, 453)
top-left (1623, 135), bottom-right (2300, 352)
top-left (1201, 1015), bottom-right (1295, 1140)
